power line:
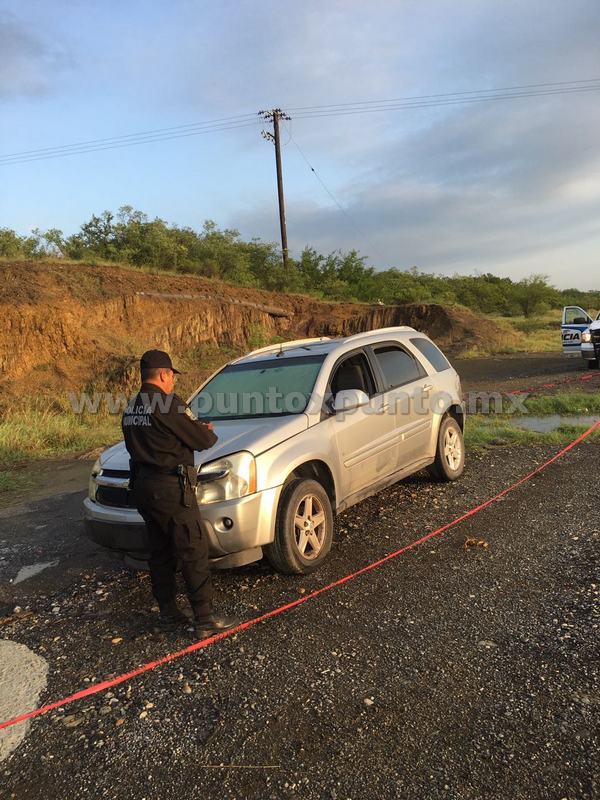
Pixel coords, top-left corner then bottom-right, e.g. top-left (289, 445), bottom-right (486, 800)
top-left (0, 112), bottom-right (258, 161)
top-left (0, 119), bottom-right (260, 166)
top-left (290, 84), bottom-right (600, 120)
top-left (2, 78), bottom-right (599, 167)
top-left (287, 125), bottom-right (388, 263)
top-left (285, 78), bottom-right (600, 112)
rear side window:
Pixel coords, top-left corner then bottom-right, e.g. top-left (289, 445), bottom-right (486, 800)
top-left (372, 345), bottom-right (425, 389)
top-left (410, 338), bottom-right (451, 372)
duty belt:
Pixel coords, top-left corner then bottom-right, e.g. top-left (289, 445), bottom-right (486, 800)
top-left (136, 464), bottom-right (181, 476)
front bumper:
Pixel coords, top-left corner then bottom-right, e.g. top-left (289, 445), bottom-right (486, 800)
top-left (581, 343), bottom-right (598, 362)
top-left (83, 485), bottom-right (281, 566)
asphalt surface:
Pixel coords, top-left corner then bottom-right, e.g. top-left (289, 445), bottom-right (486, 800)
top-left (453, 352), bottom-right (584, 385)
top-left (453, 352), bottom-right (593, 394)
top-left (0, 353), bottom-right (598, 799)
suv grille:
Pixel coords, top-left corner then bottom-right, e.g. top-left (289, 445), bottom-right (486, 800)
top-left (101, 469), bottom-right (130, 479)
top-left (591, 331), bottom-right (600, 344)
top-left (96, 486), bottom-right (137, 509)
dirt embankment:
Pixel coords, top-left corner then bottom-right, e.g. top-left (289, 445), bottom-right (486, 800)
top-left (0, 260), bottom-right (518, 396)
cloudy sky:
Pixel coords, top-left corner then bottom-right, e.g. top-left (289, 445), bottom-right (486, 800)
top-left (1, 0), bottom-right (599, 288)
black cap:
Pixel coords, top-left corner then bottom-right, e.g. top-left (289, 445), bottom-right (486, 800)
top-left (140, 349), bottom-right (182, 374)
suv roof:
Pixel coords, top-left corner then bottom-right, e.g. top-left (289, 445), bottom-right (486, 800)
top-left (230, 326), bottom-right (419, 364)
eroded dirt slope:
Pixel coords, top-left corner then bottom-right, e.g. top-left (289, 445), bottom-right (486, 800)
top-left (0, 260), bottom-right (518, 395)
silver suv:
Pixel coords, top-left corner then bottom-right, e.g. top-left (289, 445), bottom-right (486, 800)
top-left (84, 327), bottom-right (465, 574)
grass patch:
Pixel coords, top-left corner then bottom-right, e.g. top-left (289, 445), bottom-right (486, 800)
top-left (0, 469), bottom-right (32, 495)
top-left (461, 308), bottom-right (599, 357)
top-left (496, 311), bottom-right (561, 354)
top-left (466, 391), bottom-right (600, 448)
top-left (0, 400), bottom-right (121, 472)
top-left (460, 309), bottom-right (562, 358)
top-left (461, 310), bottom-right (562, 357)
top-left (466, 414), bottom-right (600, 449)
top-left (247, 324), bottom-right (287, 351)
top-left (523, 392), bottom-right (600, 415)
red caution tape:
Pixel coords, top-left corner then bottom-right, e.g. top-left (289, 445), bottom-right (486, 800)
top-left (508, 369), bottom-right (600, 397)
top-left (1, 421), bottom-right (598, 732)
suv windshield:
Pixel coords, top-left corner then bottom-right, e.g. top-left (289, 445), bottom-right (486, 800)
top-left (190, 354), bottom-right (325, 420)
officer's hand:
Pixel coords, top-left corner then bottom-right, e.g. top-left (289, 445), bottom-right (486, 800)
top-left (204, 421), bottom-right (214, 431)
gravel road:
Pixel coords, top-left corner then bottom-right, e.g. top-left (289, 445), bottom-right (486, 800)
top-left (1, 436), bottom-right (598, 799)
top-left (453, 352), bottom-right (584, 386)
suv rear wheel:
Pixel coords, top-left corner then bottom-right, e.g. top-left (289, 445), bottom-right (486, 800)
top-left (265, 478), bottom-right (334, 574)
top-left (428, 416), bottom-right (465, 481)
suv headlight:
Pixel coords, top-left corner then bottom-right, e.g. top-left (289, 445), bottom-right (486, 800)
top-left (197, 451), bottom-right (257, 505)
top-left (582, 331), bottom-right (592, 343)
top-left (88, 457), bottom-right (101, 501)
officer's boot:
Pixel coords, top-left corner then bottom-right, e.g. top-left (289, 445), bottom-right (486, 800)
top-left (158, 598), bottom-right (191, 631)
top-left (192, 608), bottom-right (240, 638)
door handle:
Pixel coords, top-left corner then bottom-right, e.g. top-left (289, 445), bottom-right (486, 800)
top-left (422, 384), bottom-right (434, 392)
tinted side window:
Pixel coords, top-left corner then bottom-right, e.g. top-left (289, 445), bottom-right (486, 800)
top-left (410, 338), bottom-right (451, 372)
top-left (330, 352), bottom-right (376, 397)
top-left (373, 345), bottom-right (424, 389)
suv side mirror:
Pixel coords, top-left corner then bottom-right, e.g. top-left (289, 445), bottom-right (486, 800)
top-left (333, 389), bottom-right (369, 413)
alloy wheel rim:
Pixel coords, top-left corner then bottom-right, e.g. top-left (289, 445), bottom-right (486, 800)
top-left (443, 427), bottom-right (462, 471)
top-left (293, 493), bottom-right (327, 560)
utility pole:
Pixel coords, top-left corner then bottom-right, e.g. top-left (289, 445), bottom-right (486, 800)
top-left (259, 108), bottom-right (291, 270)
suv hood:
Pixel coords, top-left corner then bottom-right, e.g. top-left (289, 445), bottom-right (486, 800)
top-left (588, 320), bottom-right (600, 332)
top-left (99, 414), bottom-right (309, 471)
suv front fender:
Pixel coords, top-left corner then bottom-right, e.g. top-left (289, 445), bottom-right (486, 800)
top-left (255, 424), bottom-right (342, 509)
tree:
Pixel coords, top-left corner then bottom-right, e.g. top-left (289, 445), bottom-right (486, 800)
top-left (42, 228), bottom-right (65, 256)
top-left (514, 274), bottom-right (558, 317)
top-left (0, 228), bottom-right (25, 258)
top-left (76, 211), bottom-right (118, 259)
top-left (3, 209), bottom-right (597, 316)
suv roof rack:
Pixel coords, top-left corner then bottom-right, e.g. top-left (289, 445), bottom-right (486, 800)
top-left (342, 326), bottom-right (416, 344)
top-left (231, 337), bottom-right (332, 363)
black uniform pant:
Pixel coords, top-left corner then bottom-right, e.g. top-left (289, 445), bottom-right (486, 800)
top-left (133, 473), bottom-right (212, 618)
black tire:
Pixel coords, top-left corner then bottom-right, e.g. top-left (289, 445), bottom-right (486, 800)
top-left (122, 552), bottom-right (150, 571)
top-left (586, 359), bottom-right (599, 370)
top-left (428, 416), bottom-right (465, 482)
top-left (265, 478), bottom-right (334, 574)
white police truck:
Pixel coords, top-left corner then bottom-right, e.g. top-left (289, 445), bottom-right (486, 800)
top-left (562, 306), bottom-right (600, 368)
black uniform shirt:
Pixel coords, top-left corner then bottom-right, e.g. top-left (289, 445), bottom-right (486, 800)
top-left (122, 383), bottom-right (217, 469)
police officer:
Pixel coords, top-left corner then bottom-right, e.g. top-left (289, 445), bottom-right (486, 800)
top-left (122, 349), bottom-right (238, 636)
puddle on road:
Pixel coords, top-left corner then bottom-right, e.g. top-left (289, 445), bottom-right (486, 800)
top-left (512, 415), bottom-right (599, 433)
top-left (12, 561), bottom-right (58, 584)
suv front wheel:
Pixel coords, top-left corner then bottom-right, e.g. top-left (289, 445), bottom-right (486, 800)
top-left (265, 478), bottom-right (334, 574)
